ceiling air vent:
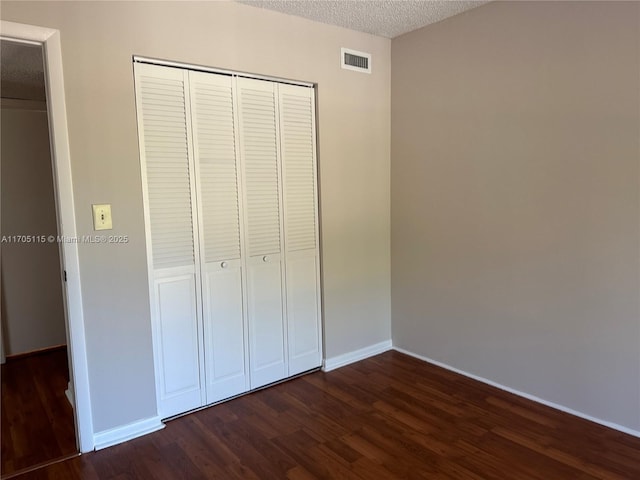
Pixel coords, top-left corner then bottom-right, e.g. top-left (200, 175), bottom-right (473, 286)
top-left (341, 48), bottom-right (371, 74)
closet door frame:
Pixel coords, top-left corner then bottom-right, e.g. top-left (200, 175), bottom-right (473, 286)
top-left (135, 57), bottom-right (324, 418)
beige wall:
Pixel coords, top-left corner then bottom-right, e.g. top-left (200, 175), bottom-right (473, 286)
top-left (1, 1), bottom-right (391, 433)
top-left (1, 105), bottom-right (67, 355)
top-left (391, 1), bottom-right (640, 430)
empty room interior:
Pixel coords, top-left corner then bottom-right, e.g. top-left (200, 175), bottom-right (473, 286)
top-left (0, 0), bottom-right (639, 478)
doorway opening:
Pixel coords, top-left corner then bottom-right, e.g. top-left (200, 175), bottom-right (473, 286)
top-left (0, 20), bottom-right (94, 460)
top-left (0, 38), bottom-right (78, 478)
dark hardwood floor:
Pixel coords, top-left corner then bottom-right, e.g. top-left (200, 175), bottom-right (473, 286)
top-left (1, 347), bottom-right (77, 477)
top-left (10, 350), bottom-right (640, 479)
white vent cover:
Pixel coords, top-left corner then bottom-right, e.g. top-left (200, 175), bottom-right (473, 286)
top-left (341, 48), bottom-right (371, 74)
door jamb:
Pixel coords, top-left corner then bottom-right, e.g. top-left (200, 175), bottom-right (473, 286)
top-left (0, 20), bottom-right (95, 453)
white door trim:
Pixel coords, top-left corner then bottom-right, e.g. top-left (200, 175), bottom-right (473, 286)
top-left (0, 20), bottom-right (95, 453)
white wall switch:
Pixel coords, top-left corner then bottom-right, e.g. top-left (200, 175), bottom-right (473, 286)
top-left (92, 204), bottom-right (113, 230)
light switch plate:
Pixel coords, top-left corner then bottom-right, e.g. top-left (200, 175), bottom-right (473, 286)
top-left (92, 204), bottom-right (112, 230)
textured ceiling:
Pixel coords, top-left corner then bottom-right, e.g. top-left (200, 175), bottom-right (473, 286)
top-left (1, 40), bottom-right (46, 102)
top-left (237, 0), bottom-right (489, 38)
top-left (0, 3), bottom-right (487, 102)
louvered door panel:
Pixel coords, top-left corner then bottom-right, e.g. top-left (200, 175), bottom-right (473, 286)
top-left (237, 78), bottom-right (281, 257)
top-left (279, 84), bottom-right (322, 375)
top-left (137, 65), bottom-right (195, 269)
top-left (279, 86), bottom-right (317, 252)
top-left (189, 71), bottom-right (241, 263)
top-left (189, 71), bottom-right (248, 403)
top-left (135, 63), bottom-right (204, 418)
top-left (238, 78), bottom-right (287, 387)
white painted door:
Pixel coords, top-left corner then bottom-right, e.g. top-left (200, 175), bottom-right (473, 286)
top-left (137, 64), bottom-right (323, 415)
top-left (278, 84), bottom-right (323, 375)
top-left (200, 260), bottom-right (247, 402)
top-left (152, 269), bottom-right (202, 417)
top-left (237, 77), bottom-right (288, 388)
top-left (135, 63), bottom-right (205, 418)
top-left (188, 71), bottom-right (249, 403)
top-left (246, 253), bottom-right (286, 387)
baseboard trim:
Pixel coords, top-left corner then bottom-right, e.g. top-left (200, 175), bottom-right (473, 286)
top-left (322, 340), bottom-right (392, 372)
top-left (393, 346), bottom-right (640, 439)
top-left (5, 344), bottom-right (66, 361)
top-left (65, 381), bottom-right (75, 408)
top-left (93, 416), bottom-right (165, 450)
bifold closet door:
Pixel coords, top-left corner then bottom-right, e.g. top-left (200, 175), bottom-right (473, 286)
top-left (279, 84), bottom-right (322, 375)
top-left (237, 77), bottom-right (287, 389)
top-left (189, 71), bottom-right (249, 404)
top-left (135, 63), bottom-right (204, 418)
top-left (137, 63), bottom-right (323, 417)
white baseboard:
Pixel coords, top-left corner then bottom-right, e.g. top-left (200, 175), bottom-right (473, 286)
top-left (322, 340), bottom-right (392, 372)
top-left (393, 346), bottom-right (640, 439)
top-left (93, 416), bottom-right (165, 450)
top-left (65, 381), bottom-right (75, 408)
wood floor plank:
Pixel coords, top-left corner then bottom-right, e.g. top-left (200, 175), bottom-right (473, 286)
top-left (1, 349), bottom-right (77, 478)
top-left (9, 350), bottom-right (640, 479)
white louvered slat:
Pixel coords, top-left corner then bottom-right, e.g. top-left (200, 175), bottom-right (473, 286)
top-left (237, 78), bottom-right (281, 257)
top-left (189, 71), bottom-right (242, 263)
top-left (137, 65), bottom-right (195, 270)
top-left (279, 85), bottom-right (317, 252)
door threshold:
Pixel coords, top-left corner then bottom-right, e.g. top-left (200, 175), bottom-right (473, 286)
top-left (163, 366), bottom-right (322, 422)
